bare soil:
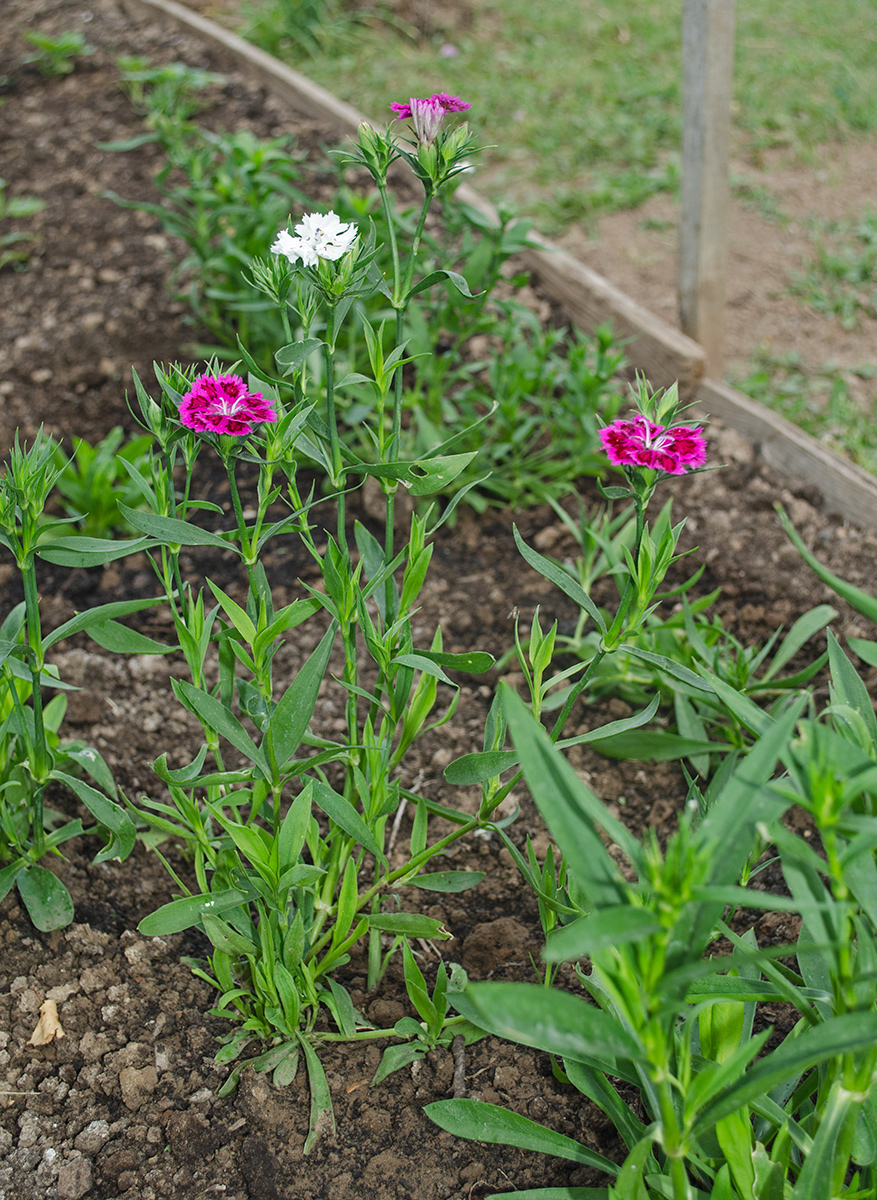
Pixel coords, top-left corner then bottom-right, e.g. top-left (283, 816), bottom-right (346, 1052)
top-left (1, 3), bottom-right (877, 1199)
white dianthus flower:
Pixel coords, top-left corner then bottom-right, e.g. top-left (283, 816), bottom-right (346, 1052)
top-left (271, 211), bottom-right (357, 267)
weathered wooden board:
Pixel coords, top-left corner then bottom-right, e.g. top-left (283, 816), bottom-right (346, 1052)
top-left (679, 0), bottom-right (735, 375)
top-left (697, 379), bottom-right (877, 527)
top-left (123, 0), bottom-right (877, 529)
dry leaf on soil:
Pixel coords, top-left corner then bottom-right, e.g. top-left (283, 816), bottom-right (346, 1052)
top-left (28, 999), bottom-right (66, 1046)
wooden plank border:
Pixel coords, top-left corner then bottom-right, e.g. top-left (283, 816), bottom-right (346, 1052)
top-left (121, 0), bottom-right (877, 530)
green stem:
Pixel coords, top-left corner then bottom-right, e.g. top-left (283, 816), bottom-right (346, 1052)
top-left (377, 183), bottom-right (402, 306)
top-left (322, 310), bottom-right (347, 554)
top-left (307, 816), bottom-right (481, 961)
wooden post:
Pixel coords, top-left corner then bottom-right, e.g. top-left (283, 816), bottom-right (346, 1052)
top-left (679, 0), bottom-right (735, 376)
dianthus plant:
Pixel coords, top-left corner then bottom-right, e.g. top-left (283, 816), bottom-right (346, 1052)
top-left (44, 98), bottom-right (504, 1144)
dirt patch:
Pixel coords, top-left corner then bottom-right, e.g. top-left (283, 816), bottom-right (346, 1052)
top-left (1, 3), bottom-right (877, 1199)
top-left (564, 139), bottom-right (877, 389)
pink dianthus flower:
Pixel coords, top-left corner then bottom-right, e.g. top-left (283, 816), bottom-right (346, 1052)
top-left (179, 374), bottom-right (278, 437)
top-left (599, 415), bottom-right (706, 476)
top-left (390, 92), bottom-right (472, 144)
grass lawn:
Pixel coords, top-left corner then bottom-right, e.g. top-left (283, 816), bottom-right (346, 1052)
top-left (239, 0), bottom-right (877, 226)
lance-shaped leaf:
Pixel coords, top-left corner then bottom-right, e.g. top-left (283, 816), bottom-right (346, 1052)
top-left (37, 535), bottom-right (155, 567)
top-left (270, 625), bottom-right (336, 768)
top-left (617, 644), bottom-right (714, 694)
top-left (425, 1098), bottom-right (619, 1177)
top-left (406, 268), bottom-right (478, 301)
top-left (52, 770), bottom-right (135, 863)
top-left (275, 337), bottom-right (325, 376)
top-left (368, 912), bottom-right (451, 938)
top-left (85, 619), bottom-right (172, 655)
top-left (828, 629), bottom-right (877, 746)
top-left (311, 780), bottom-right (386, 864)
top-left (513, 526), bottom-right (607, 636)
top-left (544, 906), bottom-right (662, 963)
top-left (444, 749), bottom-right (519, 786)
top-left (586, 730), bottom-right (730, 763)
top-left (502, 683), bottom-right (641, 896)
top-left (138, 888), bottom-right (249, 936)
top-left (456, 980), bottom-right (643, 1069)
top-left (777, 504), bottom-right (877, 623)
top-left (171, 678), bottom-right (270, 777)
top-left (44, 596), bottom-right (164, 648)
top-left (405, 871), bottom-right (485, 893)
top-left (119, 503), bottom-right (236, 550)
top-left (414, 648), bottom-right (494, 674)
top-left (356, 452), bottom-right (477, 496)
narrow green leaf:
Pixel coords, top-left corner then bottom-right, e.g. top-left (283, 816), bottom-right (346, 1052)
top-left (119, 503), bottom-right (234, 550)
top-left (369, 912), bottom-right (451, 938)
top-left (514, 526), bottom-right (606, 636)
top-left (202, 912), bottom-right (258, 957)
top-left (372, 1042), bottom-right (427, 1086)
top-left (298, 1032), bottom-right (336, 1153)
top-left (444, 750), bottom-right (518, 786)
top-left (52, 771), bottom-right (135, 862)
top-left (85, 619), bottom-right (172, 655)
top-left (502, 684), bottom-right (639, 900)
top-left (586, 730), bottom-right (727, 762)
top-left (618, 644), bottom-right (714, 693)
top-left (37, 535), bottom-right (154, 567)
top-left (311, 780), bottom-right (385, 863)
top-left (207, 579), bottom-right (257, 643)
top-left (44, 596), bottom-right (164, 648)
top-left (545, 907), bottom-right (661, 962)
top-left (275, 337), bottom-right (325, 373)
top-left (138, 888), bottom-right (248, 936)
top-left (17, 865), bottom-right (74, 932)
top-left (407, 268), bottom-right (477, 300)
top-left (171, 678), bottom-right (270, 776)
top-left (557, 695), bottom-right (661, 750)
top-left (462, 981), bottom-right (643, 1067)
top-left (270, 625), bottom-right (336, 768)
top-left (415, 649), bottom-right (495, 674)
top-left (777, 505), bottom-right (877, 623)
top-left (425, 1098), bottom-right (619, 1175)
top-left (405, 871), bottom-right (485, 893)
top-left (392, 653), bottom-right (455, 686)
top-left (828, 629), bottom-right (877, 746)
top-left (361, 452), bottom-right (478, 496)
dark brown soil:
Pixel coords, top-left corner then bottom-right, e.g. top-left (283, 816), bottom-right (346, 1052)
top-left (1, 3), bottom-right (877, 1199)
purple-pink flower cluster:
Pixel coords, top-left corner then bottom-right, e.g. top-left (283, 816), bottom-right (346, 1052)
top-left (390, 92), bottom-right (471, 144)
top-left (179, 374), bottom-right (278, 437)
top-left (599, 415), bottom-right (706, 476)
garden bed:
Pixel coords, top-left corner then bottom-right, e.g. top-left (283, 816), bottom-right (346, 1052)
top-left (2, 2), bottom-right (877, 1198)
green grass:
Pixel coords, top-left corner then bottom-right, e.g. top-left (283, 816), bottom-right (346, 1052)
top-left (731, 351), bottom-right (877, 475)
top-left (790, 211), bottom-right (877, 330)
top-left (234, 0), bottom-right (877, 228)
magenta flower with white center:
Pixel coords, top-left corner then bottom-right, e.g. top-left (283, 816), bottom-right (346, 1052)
top-left (271, 210), bottom-right (357, 268)
top-left (178, 374), bottom-right (278, 437)
top-left (599, 414), bottom-right (707, 476)
top-left (390, 92), bottom-right (472, 144)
